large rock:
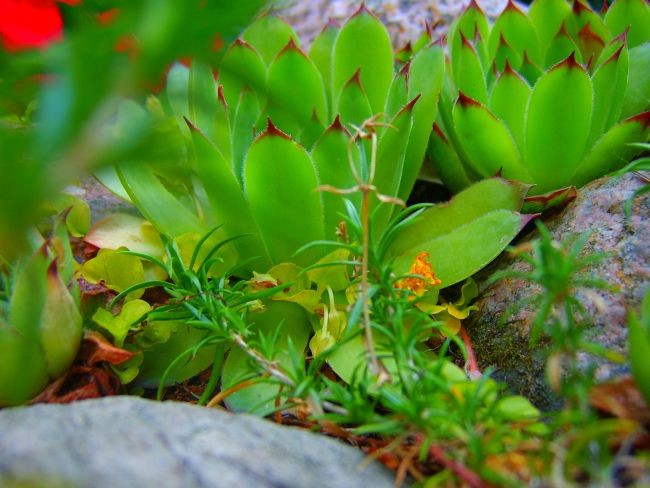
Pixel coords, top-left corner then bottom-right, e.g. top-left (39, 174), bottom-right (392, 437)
top-left (0, 397), bottom-right (394, 488)
top-left (467, 173), bottom-right (649, 410)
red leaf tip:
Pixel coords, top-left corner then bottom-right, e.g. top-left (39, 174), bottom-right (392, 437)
top-left (466, 0), bottom-right (484, 14)
top-left (432, 122), bottom-right (449, 143)
top-left (457, 91), bottom-right (481, 108)
top-left (346, 68), bottom-right (363, 87)
top-left (399, 94), bottom-right (421, 115)
top-left (327, 114), bottom-right (350, 135)
top-left (263, 118), bottom-right (291, 140)
top-left (628, 111), bottom-right (650, 129)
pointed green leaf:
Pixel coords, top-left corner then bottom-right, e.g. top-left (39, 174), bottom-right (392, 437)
top-left (576, 23), bottom-right (606, 66)
top-left (231, 87), bottom-right (261, 186)
top-left (605, 0), bottom-right (650, 48)
top-left (493, 34), bottom-right (524, 73)
top-left (529, 0), bottom-right (571, 50)
top-left (219, 39), bottom-right (267, 113)
top-left (620, 42), bottom-right (650, 118)
top-left (333, 6), bottom-right (393, 114)
top-left (267, 39), bottom-right (327, 138)
top-left (309, 20), bottom-right (339, 116)
top-left (399, 43), bottom-right (446, 202)
top-left (572, 112), bottom-right (650, 187)
top-left (519, 51), bottom-right (544, 85)
top-left (385, 63), bottom-right (409, 119)
top-left (336, 70), bottom-right (373, 129)
top-left (490, 62), bottom-right (532, 151)
top-left (311, 117), bottom-right (361, 239)
top-left (589, 44), bottom-right (628, 145)
top-left (372, 98), bottom-right (416, 232)
top-left (244, 121), bottom-right (325, 266)
top-left (545, 22), bottom-right (583, 68)
top-left (525, 53), bottom-right (593, 193)
top-left (187, 120), bottom-right (271, 271)
top-left (427, 123), bottom-right (473, 193)
top-left (564, 1), bottom-right (609, 57)
top-left (164, 63), bottom-right (190, 118)
top-left (453, 33), bottom-right (489, 104)
top-left (392, 209), bottom-right (532, 288)
top-left (453, 93), bottom-right (531, 182)
top-left (449, 1), bottom-right (491, 70)
top-left (118, 162), bottom-right (204, 237)
top-left (242, 15), bottom-right (299, 64)
top-left (298, 110), bottom-right (326, 150)
top-left (388, 177), bottom-right (528, 258)
top-left (189, 61), bottom-right (219, 141)
top-left (489, 1), bottom-right (541, 67)
top-left (10, 251), bottom-right (48, 340)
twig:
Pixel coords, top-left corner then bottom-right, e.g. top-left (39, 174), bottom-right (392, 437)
top-left (459, 325), bottom-right (482, 378)
top-left (414, 434), bottom-right (485, 488)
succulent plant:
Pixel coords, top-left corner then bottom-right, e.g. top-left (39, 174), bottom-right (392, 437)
top-left (0, 248), bottom-right (82, 406)
top-left (428, 0), bottom-right (650, 197)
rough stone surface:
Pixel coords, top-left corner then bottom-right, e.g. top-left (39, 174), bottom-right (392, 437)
top-left (467, 173), bottom-right (650, 410)
top-left (0, 397), bottom-right (395, 488)
top-left (277, 0), bottom-right (509, 49)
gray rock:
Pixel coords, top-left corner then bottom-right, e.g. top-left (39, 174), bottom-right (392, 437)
top-left (0, 397), bottom-right (395, 488)
top-left (466, 173), bottom-right (649, 410)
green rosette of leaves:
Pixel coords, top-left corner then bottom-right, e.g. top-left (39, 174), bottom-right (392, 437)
top-left (0, 250), bottom-right (82, 406)
top-left (428, 0), bottom-right (650, 202)
top-left (112, 6), bottom-right (449, 273)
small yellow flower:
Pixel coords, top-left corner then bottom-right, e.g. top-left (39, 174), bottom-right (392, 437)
top-left (394, 252), bottom-right (442, 299)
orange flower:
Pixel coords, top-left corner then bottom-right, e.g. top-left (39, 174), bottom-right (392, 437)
top-left (394, 251), bottom-right (441, 298)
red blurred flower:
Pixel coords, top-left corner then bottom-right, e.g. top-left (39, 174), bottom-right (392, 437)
top-left (0, 0), bottom-right (80, 52)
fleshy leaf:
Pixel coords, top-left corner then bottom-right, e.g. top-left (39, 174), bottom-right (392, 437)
top-left (81, 248), bottom-right (145, 300)
top-left (391, 210), bottom-right (531, 288)
top-left (307, 248), bottom-right (350, 293)
top-left (218, 39), bottom-right (267, 113)
top-left (528, 0), bottom-right (571, 51)
top-left (620, 43), bottom-right (650, 119)
top-left (605, 0), bottom-right (650, 48)
top-left (231, 87), bottom-right (262, 185)
top-left (372, 98), bottom-right (416, 231)
top-left (336, 70), bottom-right (373, 129)
top-left (309, 20), bottom-right (339, 116)
top-left (385, 64), bottom-right (409, 119)
top-left (489, 1), bottom-right (541, 67)
top-left (572, 112), bottom-right (650, 187)
top-left (545, 22), bottom-right (583, 68)
top-left (187, 119), bottom-right (271, 271)
top-left (388, 177), bottom-right (528, 258)
top-left (244, 121), bottom-right (325, 267)
top-left (84, 213), bottom-right (164, 257)
top-left (92, 299), bottom-right (151, 347)
top-left (449, 1), bottom-right (491, 70)
top-left (453, 33), bottom-right (489, 105)
top-left (522, 186), bottom-right (577, 214)
top-left (399, 43), bottom-right (446, 202)
top-left (242, 15), bottom-right (299, 64)
top-left (489, 62), bottom-right (532, 152)
top-left (427, 123), bottom-right (473, 193)
top-left (524, 53), bottom-right (593, 194)
top-left (311, 117), bottom-right (362, 239)
top-left (332, 5), bottom-right (393, 114)
top-left (589, 44), bottom-right (628, 146)
top-left (453, 93), bottom-right (531, 182)
top-left (267, 39), bottom-right (328, 138)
